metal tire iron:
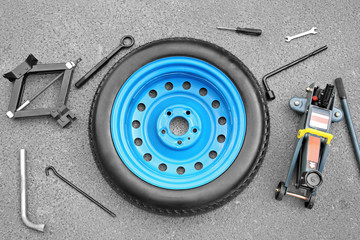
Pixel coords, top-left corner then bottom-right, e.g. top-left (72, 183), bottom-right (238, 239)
top-left (4, 54), bottom-right (81, 127)
top-left (335, 78), bottom-right (360, 170)
top-left (262, 45), bottom-right (328, 101)
top-left (45, 166), bottom-right (116, 218)
top-left (75, 35), bottom-right (135, 88)
top-left (20, 149), bottom-right (45, 232)
top-left (275, 82), bottom-right (343, 209)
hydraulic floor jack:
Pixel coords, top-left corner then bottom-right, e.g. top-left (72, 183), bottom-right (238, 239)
top-left (275, 82), bottom-right (343, 209)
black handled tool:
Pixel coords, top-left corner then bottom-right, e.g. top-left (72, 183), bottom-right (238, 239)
top-left (335, 78), bottom-right (360, 171)
top-left (75, 35), bottom-right (135, 88)
top-left (217, 26), bottom-right (262, 36)
top-left (262, 45), bottom-right (328, 100)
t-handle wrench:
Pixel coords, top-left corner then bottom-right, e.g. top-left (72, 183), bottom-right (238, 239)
top-left (75, 35), bottom-right (135, 88)
top-left (285, 27), bottom-right (317, 42)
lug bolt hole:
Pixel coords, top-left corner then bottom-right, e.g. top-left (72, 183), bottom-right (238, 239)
top-left (186, 110), bottom-right (190, 115)
top-left (217, 135), bottom-right (226, 143)
top-left (177, 140), bottom-right (182, 145)
top-left (137, 103), bottom-right (146, 112)
top-left (165, 82), bottom-right (173, 90)
top-left (218, 117), bottom-right (226, 125)
top-left (159, 163), bottom-right (167, 171)
top-left (212, 100), bottom-right (220, 109)
top-left (161, 129), bottom-right (166, 134)
top-left (199, 88), bottom-right (207, 96)
top-left (193, 128), bottom-right (197, 133)
top-left (143, 153), bottom-right (152, 161)
top-left (177, 167), bottom-right (185, 175)
top-left (195, 162), bottom-right (203, 170)
top-left (134, 138), bottom-right (143, 146)
top-left (132, 120), bottom-right (140, 129)
top-left (149, 90), bottom-right (157, 98)
top-left (209, 150), bottom-right (217, 159)
top-left (167, 111), bottom-right (172, 116)
top-left (183, 81), bottom-right (191, 90)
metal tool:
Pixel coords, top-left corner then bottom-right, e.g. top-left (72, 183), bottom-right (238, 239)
top-left (15, 72), bottom-right (65, 112)
top-left (75, 35), bottom-right (135, 88)
top-left (335, 78), bottom-right (360, 171)
top-left (285, 27), bottom-right (317, 42)
top-left (4, 54), bottom-right (81, 127)
top-left (45, 166), bottom-right (116, 218)
top-left (275, 83), bottom-right (343, 209)
top-left (216, 26), bottom-right (262, 36)
top-left (20, 149), bottom-right (45, 232)
top-left (262, 45), bottom-right (328, 100)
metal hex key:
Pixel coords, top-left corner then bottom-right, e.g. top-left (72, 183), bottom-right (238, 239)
top-left (45, 166), bottom-right (116, 217)
top-left (20, 149), bottom-right (45, 232)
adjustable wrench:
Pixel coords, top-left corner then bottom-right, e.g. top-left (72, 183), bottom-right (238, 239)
top-left (285, 27), bottom-right (317, 42)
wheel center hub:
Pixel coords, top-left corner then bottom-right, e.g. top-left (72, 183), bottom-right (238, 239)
top-left (157, 105), bottom-right (201, 149)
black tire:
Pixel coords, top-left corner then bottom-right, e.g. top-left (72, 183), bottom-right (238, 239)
top-left (305, 195), bottom-right (315, 209)
top-left (89, 38), bottom-right (270, 215)
top-left (275, 182), bottom-right (286, 201)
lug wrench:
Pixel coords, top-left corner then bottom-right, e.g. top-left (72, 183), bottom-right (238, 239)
top-left (335, 78), bottom-right (360, 171)
top-left (262, 45), bottom-right (328, 100)
top-left (20, 149), bottom-right (45, 232)
top-left (75, 35), bottom-right (135, 88)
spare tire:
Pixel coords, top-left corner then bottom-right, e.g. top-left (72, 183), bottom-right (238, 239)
top-left (89, 38), bottom-right (269, 215)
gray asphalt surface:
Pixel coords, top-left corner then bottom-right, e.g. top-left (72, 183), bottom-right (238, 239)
top-left (1, 0), bottom-right (360, 239)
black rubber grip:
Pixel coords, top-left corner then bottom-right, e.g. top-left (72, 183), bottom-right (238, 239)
top-left (236, 28), bottom-right (262, 36)
top-left (335, 78), bottom-right (347, 99)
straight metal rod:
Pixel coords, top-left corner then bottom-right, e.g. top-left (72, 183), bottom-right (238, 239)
top-left (286, 192), bottom-right (309, 201)
top-left (29, 72), bottom-right (64, 102)
top-left (335, 78), bottom-right (360, 172)
top-left (16, 72), bottom-right (64, 112)
top-left (217, 27), bottom-right (235, 31)
top-left (340, 98), bottom-right (360, 169)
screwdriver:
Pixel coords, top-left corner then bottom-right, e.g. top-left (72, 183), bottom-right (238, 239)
top-left (217, 26), bottom-right (262, 36)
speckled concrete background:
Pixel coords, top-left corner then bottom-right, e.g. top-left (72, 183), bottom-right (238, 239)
top-left (1, 0), bottom-right (360, 239)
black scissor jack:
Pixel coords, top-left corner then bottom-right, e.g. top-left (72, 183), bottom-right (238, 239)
top-left (4, 54), bottom-right (81, 127)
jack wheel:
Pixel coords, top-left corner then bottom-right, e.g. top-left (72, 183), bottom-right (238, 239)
top-left (305, 195), bottom-right (315, 209)
top-left (275, 181), bottom-right (286, 201)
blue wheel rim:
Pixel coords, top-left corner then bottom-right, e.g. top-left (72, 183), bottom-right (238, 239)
top-left (111, 56), bottom-right (246, 190)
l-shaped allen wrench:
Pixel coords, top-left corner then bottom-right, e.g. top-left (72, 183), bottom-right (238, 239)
top-left (20, 149), bottom-right (45, 232)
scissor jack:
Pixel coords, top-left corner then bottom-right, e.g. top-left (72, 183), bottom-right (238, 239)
top-left (275, 82), bottom-right (343, 209)
top-left (4, 54), bottom-right (81, 127)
